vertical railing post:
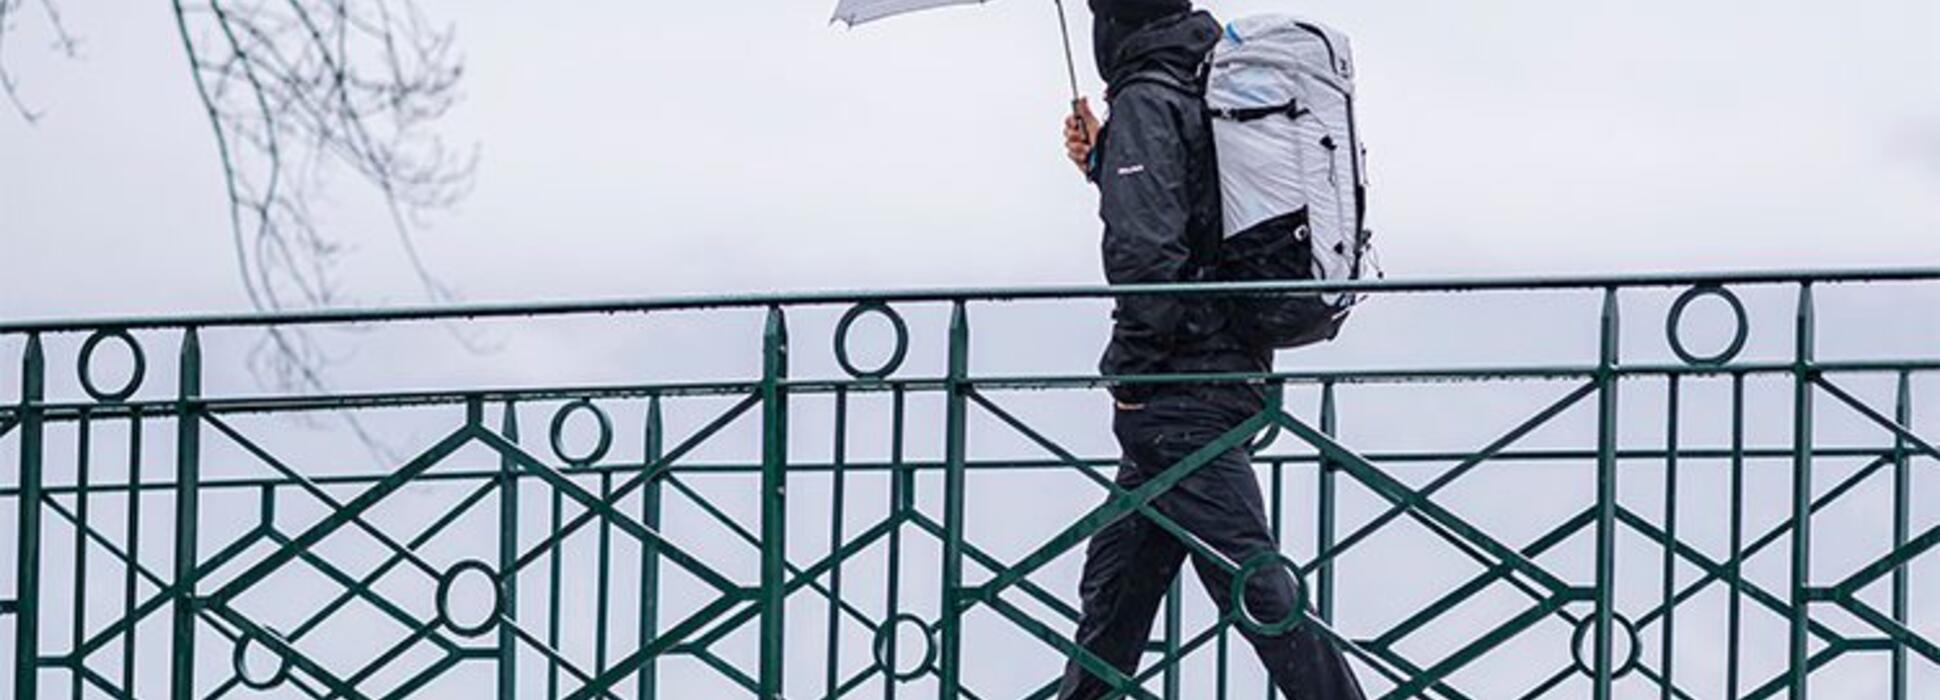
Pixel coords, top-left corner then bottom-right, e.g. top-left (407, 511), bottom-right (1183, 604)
top-left (1788, 284), bottom-right (1815, 700)
top-left (938, 301), bottom-right (969, 699)
top-left (72, 407), bottom-right (93, 700)
top-left (1727, 374), bottom-right (1746, 698)
top-left (760, 306), bottom-right (790, 699)
top-left (640, 396), bottom-right (663, 700)
top-left (121, 407), bottom-right (144, 695)
top-left (1318, 381), bottom-right (1338, 624)
top-left (1889, 372), bottom-right (1909, 700)
top-left (596, 471), bottom-right (615, 676)
top-left (1162, 575), bottom-right (1181, 700)
top-left (825, 388), bottom-right (850, 699)
top-left (14, 334), bottom-right (45, 700)
top-left (883, 386), bottom-right (908, 700)
top-left (1659, 376), bottom-right (1680, 700)
top-left (497, 401), bottom-right (520, 699)
top-left (172, 328), bottom-right (202, 700)
top-left (1592, 289), bottom-right (1619, 700)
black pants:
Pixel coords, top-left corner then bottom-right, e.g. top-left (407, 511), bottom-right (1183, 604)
top-left (1057, 392), bottom-right (1367, 700)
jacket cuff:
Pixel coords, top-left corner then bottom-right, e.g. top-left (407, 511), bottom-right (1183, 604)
top-left (1110, 382), bottom-right (1154, 404)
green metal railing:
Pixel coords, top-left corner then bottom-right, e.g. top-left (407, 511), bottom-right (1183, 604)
top-left (2, 268), bottom-right (1936, 698)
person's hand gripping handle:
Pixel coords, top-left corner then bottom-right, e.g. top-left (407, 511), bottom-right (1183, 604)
top-left (1064, 97), bottom-right (1100, 175)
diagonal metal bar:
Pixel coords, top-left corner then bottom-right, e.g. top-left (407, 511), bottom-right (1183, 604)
top-left (1614, 500), bottom-right (1839, 643)
top-left (976, 409), bottom-right (1275, 603)
top-left (1517, 649), bottom-right (1704, 700)
top-left (39, 491), bottom-right (169, 592)
top-left (278, 478), bottom-right (500, 643)
top-left (1515, 666), bottom-right (1574, 700)
top-left (1107, 609), bottom-right (1441, 700)
top-left (71, 518), bottom-right (279, 660)
top-left (376, 651), bottom-right (467, 700)
top-left (1383, 592), bottom-right (1577, 699)
top-left (1827, 523), bottom-right (1940, 602)
top-left (1274, 411), bottom-right (1576, 595)
top-left (822, 661), bottom-right (875, 700)
top-left (198, 601), bottom-right (369, 700)
top-left (1373, 507), bottom-right (1596, 650)
top-left (686, 646), bottom-right (764, 695)
top-left (333, 619), bottom-right (453, 695)
top-left (1631, 664), bottom-right (1704, 700)
top-left (1632, 455), bottom-right (1894, 633)
top-left (563, 594), bottom-right (753, 700)
top-left (1614, 508), bottom-right (1847, 645)
top-left (984, 588), bottom-right (1163, 700)
top-left (1302, 382), bottom-right (1597, 576)
top-left (486, 604), bottom-right (629, 700)
top-left (206, 425), bottom-right (480, 606)
top-left (1743, 645), bottom-right (1845, 700)
top-left (906, 511), bottom-right (1082, 622)
top-left (262, 529), bottom-right (462, 657)
top-left (205, 414), bottom-right (449, 578)
top-left (970, 390), bottom-right (1239, 572)
top-left (1356, 647), bottom-right (1472, 700)
top-left (1815, 377), bottom-right (1940, 462)
top-left (1823, 594), bottom-right (1940, 665)
top-left (479, 428), bottom-right (744, 594)
top-left (69, 662), bottom-right (140, 700)
top-left (681, 515), bottom-right (900, 651)
top-left (508, 392), bottom-right (759, 576)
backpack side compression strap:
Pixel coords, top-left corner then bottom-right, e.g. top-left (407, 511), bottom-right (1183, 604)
top-left (1210, 99), bottom-right (1306, 123)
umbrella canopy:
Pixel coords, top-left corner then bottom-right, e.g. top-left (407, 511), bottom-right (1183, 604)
top-left (830, 0), bottom-right (1086, 105)
top-left (831, 0), bottom-right (988, 26)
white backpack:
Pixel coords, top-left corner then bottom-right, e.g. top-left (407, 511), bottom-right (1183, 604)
top-left (1206, 15), bottom-right (1373, 348)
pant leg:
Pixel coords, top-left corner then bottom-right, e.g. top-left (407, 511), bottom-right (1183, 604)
top-left (1143, 397), bottom-right (1368, 700)
top-left (1057, 408), bottom-right (1191, 700)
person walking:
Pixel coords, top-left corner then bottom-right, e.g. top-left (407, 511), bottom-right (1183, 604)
top-left (1057, 1), bottom-right (1367, 698)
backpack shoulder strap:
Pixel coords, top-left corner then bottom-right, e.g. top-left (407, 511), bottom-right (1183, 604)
top-left (1109, 68), bottom-right (1202, 101)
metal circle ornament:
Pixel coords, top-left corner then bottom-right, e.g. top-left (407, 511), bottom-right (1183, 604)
top-left (548, 399), bottom-right (614, 467)
top-left (1569, 613), bottom-right (1642, 679)
top-left (833, 302), bottom-right (910, 380)
top-left (436, 560), bottom-right (506, 638)
top-left (78, 328), bottom-right (146, 403)
top-left (232, 626), bottom-right (293, 690)
top-left (1664, 285), bottom-right (1749, 367)
top-left (871, 613), bottom-right (938, 682)
top-left (1230, 553), bottom-right (1308, 636)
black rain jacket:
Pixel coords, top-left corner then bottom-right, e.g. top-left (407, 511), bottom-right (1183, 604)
top-left (1090, 11), bottom-right (1269, 409)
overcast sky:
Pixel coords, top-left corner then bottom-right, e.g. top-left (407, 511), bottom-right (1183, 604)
top-left (1, 1), bottom-right (1937, 698)
top-left (2, 0), bottom-right (1936, 317)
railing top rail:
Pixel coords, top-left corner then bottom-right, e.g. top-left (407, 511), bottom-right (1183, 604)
top-left (4, 266), bottom-right (1936, 335)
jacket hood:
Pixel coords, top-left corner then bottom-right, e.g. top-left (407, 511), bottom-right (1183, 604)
top-left (1095, 10), bottom-right (1219, 89)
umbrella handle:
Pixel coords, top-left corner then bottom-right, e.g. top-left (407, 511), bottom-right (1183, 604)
top-left (1069, 98), bottom-right (1093, 145)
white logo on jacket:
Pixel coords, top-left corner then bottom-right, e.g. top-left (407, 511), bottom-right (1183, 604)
top-left (1116, 164), bottom-right (1146, 176)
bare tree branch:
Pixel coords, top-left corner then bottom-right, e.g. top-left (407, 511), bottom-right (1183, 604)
top-left (6, 1), bottom-right (481, 459)
top-left (0, 0), bottom-right (82, 123)
top-left (169, 0), bottom-right (473, 318)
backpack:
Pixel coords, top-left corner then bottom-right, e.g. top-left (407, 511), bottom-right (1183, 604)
top-left (1205, 16), bottom-right (1373, 349)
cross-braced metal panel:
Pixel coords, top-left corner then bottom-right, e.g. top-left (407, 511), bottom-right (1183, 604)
top-left (1, 269), bottom-right (1936, 699)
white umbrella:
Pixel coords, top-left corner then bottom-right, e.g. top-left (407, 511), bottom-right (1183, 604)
top-left (831, 0), bottom-right (1087, 107)
top-left (832, 0), bottom-right (985, 26)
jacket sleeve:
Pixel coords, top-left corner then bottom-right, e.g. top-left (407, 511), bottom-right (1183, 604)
top-left (1094, 86), bottom-right (1196, 403)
